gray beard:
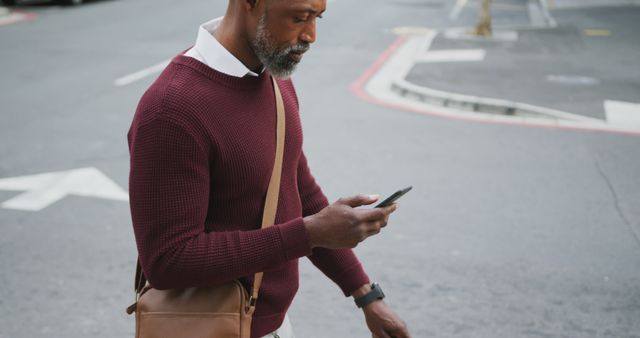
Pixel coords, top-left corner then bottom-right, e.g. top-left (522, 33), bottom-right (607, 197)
top-left (251, 14), bottom-right (310, 79)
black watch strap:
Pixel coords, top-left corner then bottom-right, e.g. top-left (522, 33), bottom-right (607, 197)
top-left (354, 283), bottom-right (385, 308)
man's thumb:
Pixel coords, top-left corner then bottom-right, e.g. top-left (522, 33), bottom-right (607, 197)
top-left (339, 194), bottom-right (380, 207)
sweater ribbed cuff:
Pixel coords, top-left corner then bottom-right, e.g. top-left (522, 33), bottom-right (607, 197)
top-left (277, 217), bottom-right (312, 261)
top-left (334, 262), bottom-right (370, 297)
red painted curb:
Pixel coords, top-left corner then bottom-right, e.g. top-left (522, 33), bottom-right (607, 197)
top-left (350, 35), bottom-right (640, 137)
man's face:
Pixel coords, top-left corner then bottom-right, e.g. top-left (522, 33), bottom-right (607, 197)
top-left (249, 0), bottom-right (326, 78)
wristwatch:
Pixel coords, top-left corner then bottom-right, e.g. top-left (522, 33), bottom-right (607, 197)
top-left (354, 283), bottom-right (385, 308)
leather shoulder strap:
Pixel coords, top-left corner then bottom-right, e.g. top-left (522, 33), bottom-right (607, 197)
top-left (134, 77), bottom-right (287, 306)
top-left (248, 77), bottom-right (286, 310)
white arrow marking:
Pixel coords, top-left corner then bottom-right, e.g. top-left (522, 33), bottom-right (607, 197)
top-left (415, 49), bottom-right (486, 63)
top-left (0, 167), bottom-right (129, 211)
top-left (605, 100), bottom-right (640, 128)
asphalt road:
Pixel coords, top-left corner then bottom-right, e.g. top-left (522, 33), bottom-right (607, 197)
top-left (1, 0), bottom-right (639, 337)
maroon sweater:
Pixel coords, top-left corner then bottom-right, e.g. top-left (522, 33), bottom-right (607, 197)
top-left (127, 54), bottom-right (369, 337)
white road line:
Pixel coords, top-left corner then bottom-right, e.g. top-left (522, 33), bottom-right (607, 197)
top-left (114, 59), bottom-right (170, 87)
top-left (546, 74), bottom-right (599, 85)
top-left (449, 0), bottom-right (468, 20)
top-left (415, 49), bottom-right (486, 63)
top-left (605, 100), bottom-right (640, 128)
top-left (537, 0), bottom-right (557, 27)
top-left (527, 0), bottom-right (546, 26)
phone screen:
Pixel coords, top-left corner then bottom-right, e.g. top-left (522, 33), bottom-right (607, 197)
top-left (375, 186), bottom-right (412, 208)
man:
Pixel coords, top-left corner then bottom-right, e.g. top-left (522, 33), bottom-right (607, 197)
top-left (127, 0), bottom-right (411, 337)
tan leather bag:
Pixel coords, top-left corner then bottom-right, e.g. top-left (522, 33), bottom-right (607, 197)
top-left (126, 77), bottom-right (287, 338)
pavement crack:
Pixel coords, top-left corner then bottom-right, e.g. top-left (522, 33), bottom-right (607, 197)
top-left (592, 157), bottom-right (640, 250)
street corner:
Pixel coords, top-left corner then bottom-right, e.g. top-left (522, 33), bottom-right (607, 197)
top-left (0, 6), bottom-right (37, 27)
top-left (350, 9), bottom-right (640, 136)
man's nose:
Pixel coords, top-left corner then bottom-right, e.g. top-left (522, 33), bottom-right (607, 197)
top-left (300, 21), bottom-right (316, 44)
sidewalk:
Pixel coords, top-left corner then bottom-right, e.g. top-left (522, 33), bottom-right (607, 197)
top-left (545, 0), bottom-right (640, 9)
top-left (396, 4), bottom-right (640, 130)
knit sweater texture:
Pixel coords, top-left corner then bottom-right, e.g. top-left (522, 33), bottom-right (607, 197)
top-left (127, 54), bottom-right (369, 337)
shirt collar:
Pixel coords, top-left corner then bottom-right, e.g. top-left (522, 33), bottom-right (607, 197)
top-left (193, 17), bottom-right (263, 78)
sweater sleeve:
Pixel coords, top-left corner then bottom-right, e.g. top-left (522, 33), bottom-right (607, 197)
top-left (297, 152), bottom-right (371, 296)
top-left (128, 116), bottom-right (312, 290)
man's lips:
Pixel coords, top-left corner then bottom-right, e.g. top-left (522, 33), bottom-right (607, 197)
top-left (289, 51), bottom-right (304, 62)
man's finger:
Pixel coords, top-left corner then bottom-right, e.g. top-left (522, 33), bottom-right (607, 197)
top-left (359, 204), bottom-right (397, 222)
top-left (382, 214), bottom-right (390, 227)
top-left (372, 330), bottom-right (392, 338)
top-left (388, 322), bottom-right (411, 338)
top-left (339, 194), bottom-right (379, 208)
top-left (365, 221), bottom-right (383, 236)
top-left (358, 208), bottom-right (385, 222)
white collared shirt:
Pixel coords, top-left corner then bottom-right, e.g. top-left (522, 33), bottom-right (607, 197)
top-left (184, 17), bottom-right (261, 77)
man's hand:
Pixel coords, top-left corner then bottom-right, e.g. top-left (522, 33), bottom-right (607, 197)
top-left (303, 194), bottom-right (398, 249)
top-left (363, 300), bottom-right (411, 338)
top-left (351, 284), bottom-right (411, 338)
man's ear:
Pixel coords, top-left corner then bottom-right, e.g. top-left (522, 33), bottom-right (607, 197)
top-left (247, 0), bottom-right (258, 9)
top-left (243, 0), bottom-right (265, 19)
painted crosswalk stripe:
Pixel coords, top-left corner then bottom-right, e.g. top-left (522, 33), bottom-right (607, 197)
top-left (415, 49), bottom-right (485, 63)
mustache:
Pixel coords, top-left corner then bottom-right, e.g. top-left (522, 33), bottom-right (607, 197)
top-left (282, 42), bottom-right (310, 54)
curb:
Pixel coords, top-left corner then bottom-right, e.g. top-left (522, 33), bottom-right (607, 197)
top-left (352, 32), bottom-right (640, 136)
top-left (0, 9), bottom-right (37, 26)
top-left (391, 78), bottom-right (604, 124)
top-left (389, 30), bottom-right (604, 125)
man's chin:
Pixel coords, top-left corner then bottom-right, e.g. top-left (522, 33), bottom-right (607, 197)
top-left (269, 71), bottom-right (294, 80)
top-left (266, 63), bottom-right (298, 79)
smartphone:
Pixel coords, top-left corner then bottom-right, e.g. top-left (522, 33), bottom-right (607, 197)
top-left (375, 186), bottom-right (412, 208)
